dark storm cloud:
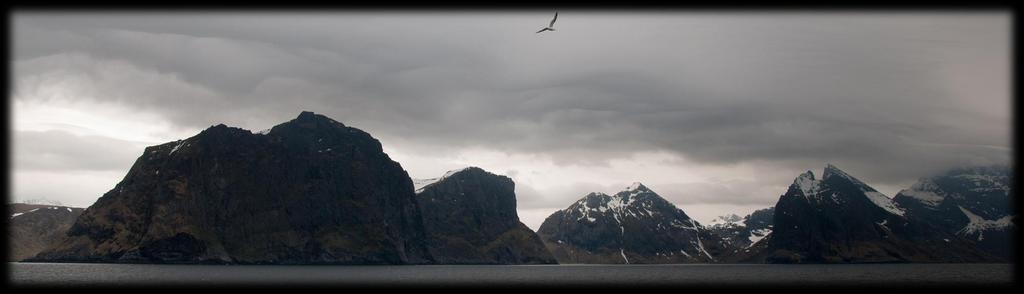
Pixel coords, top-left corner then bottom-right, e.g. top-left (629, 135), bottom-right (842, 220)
top-left (12, 12), bottom-right (1011, 191)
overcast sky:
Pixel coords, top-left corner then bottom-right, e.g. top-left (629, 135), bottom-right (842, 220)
top-left (10, 11), bottom-right (1011, 230)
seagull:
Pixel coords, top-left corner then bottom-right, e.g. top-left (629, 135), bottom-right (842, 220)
top-left (536, 12), bottom-right (558, 34)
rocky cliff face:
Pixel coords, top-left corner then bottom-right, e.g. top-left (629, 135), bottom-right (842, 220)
top-left (30, 111), bottom-right (434, 264)
top-left (414, 167), bottom-right (556, 264)
top-left (742, 164), bottom-right (998, 263)
top-left (892, 165), bottom-right (1014, 259)
top-left (8, 204), bottom-right (85, 261)
top-left (537, 183), bottom-right (730, 264)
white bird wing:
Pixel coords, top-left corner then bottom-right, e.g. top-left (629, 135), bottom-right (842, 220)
top-left (549, 12), bottom-right (558, 27)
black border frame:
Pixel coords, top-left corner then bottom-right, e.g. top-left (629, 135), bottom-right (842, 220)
top-left (0, 1), bottom-right (1019, 292)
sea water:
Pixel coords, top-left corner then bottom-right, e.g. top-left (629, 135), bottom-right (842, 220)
top-left (9, 262), bottom-right (1013, 287)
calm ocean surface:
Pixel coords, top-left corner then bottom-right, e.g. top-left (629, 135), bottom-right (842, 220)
top-left (9, 262), bottom-right (1014, 287)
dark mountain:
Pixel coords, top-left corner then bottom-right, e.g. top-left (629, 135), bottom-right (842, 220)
top-left (537, 183), bottom-right (730, 264)
top-left (8, 204), bottom-right (85, 261)
top-left (892, 165), bottom-right (1014, 259)
top-left (29, 111), bottom-right (434, 264)
top-left (414, 167), bottom-right (556, 264)
top-left (708, 207), bottom-right (774, 250)
top-left (740, 164), bottom-right (998, 263)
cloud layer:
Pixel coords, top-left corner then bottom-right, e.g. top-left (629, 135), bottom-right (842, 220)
top-left (11, 12), bottom-right (1011, 227)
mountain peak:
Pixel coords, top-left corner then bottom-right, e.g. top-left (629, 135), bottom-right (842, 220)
top-left (290, 111), bottom-right (345, 127)
top-left (711, 213), bottom-right (743, 225)
top-left (196, 123), bottom-right (249, 138)
top-left (539, 182), bottom-right (725, 263)
top-left (822, 163), bottom-right (849, 180)
top-left (413, 167), bottom-right (501, 193)
top-left (442, 167), bottom-right (480, 178)
top-left (821, 164), bottom-right (881, 194)
top-left (32, 110), bottom-right (436, 264)
top-left (262, 111), bottom-right (356, 138)
top-left (297, 110), bottom-right (317, 119)
top-left (625, 182), bottom-right (649, 192)
top-left (792, 170), bottom-right (821, 198)
top-left (799, 170), bottom-right (815, 179)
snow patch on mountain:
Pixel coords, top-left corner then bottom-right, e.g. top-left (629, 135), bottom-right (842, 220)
top-left (958, 206), bottom-right (1014, 241)
top-left (901, 187), bottom-right (946, 208)
top-left (690, 218), bottom-right (714, 260)
top-left (413, 167), bottom-right (475, 193)
top-left (22, 199), bottom-right (63, 206)
top-left (412, 178), bottom-right (440, 192)
top-left (747, 227), bottom-right (771, 247)
top-left (794, 171), bottom-right (821, 198)
top-left (799, 164), bottom-right (906, 216)
top-left (709, 214), bottom-right (743, 227)
top-left (864, 191), bottom-right (905, 216)
top-left (11, 208), bottom-right (41, 219)
top-left (573, 193), bottom-right (611, 222)
top-left (953, 174), bottom-right (1010, 193)
top-left (169, 140), bottom-right (186, 155)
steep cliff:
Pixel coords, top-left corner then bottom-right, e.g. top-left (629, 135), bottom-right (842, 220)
top-left (415, 167), bottom-right (556, 264)
top-left (30, 111), bottom-right (434, 264)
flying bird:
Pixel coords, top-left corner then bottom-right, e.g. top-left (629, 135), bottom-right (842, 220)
top-left (536, 12), bottom-right (558, 34)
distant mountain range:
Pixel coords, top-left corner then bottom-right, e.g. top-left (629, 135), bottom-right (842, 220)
top-left (707, 207), bottom-right (773, 251)
top-left (736, 164), bottom-right (1001, 263)
top-left (8, 203), bottom-right (85, 261)
top-left (892, 166), bottom-right (1014, 259)
top-left (14, 111), bottom-right (1013, 264)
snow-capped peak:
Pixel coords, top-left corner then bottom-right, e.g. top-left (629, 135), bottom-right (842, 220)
top-left (822, 164), bottom-right (875, 190)
top-left (830, 167), bottom-right (906, 216)
top-left (825, 164), bottom-right (905, 215)
top-left (568, 184), bottom-right (671, 223)
top-left (793, 171), bottom-right (821, 198)
top-left (897, 178), bottom-right (945, 207)
top-left (709, 214), bottom-right (744, 227)
top-left (625, 182), bottom-right (648, 192)
top-left (792, 165), bottom-right (905, 216)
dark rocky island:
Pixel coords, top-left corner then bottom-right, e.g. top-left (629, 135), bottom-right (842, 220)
top-left (31, 112), bottom-right (435, 264)
top-left (415, 167), bottom-right (557, 264)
